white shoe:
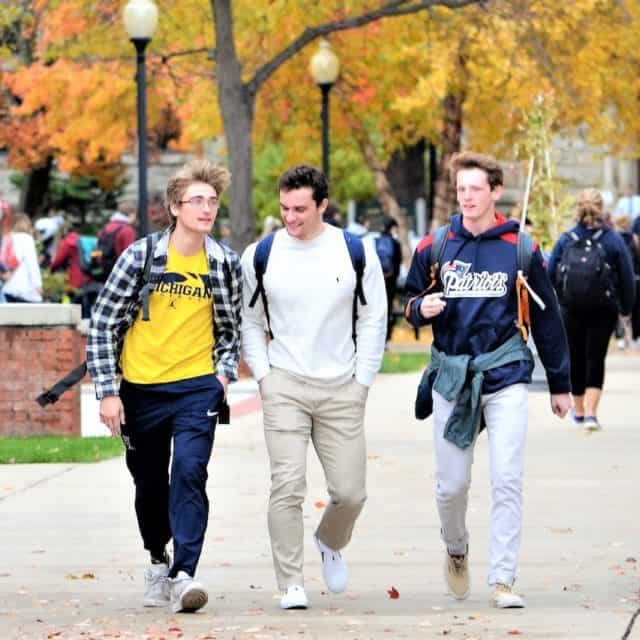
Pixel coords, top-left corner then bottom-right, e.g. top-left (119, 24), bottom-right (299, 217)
top-left (631, 339), bottom-right (640, 351)
top-left (315, 535), bottom-right (348, 594)
top-left (583, 416), bottom-right (602, 431)
top-left (444, 550), bottom-right (470, 600)
top-left (280, 585), bottom-right (309, 609)
top-left (143, 562), bottom-right (170, 607)
top-left (617, 338), bottom-right (627, 350)
top-left (490, 583), bottom-right (525, 608)
top-left (169, 570), bottom-right (208, 613)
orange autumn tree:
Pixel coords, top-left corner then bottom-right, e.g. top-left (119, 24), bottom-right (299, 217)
top-left (2, 0), bottom-right (484, 243)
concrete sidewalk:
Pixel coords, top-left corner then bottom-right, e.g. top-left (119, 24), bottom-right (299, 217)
top-left (1, 355), bottom-right (638, 639)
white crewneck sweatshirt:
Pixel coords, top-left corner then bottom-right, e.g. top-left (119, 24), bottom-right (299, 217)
top-left (241, 224), bottom-right (387, 386)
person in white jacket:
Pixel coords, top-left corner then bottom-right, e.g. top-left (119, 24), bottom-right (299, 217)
top-left (1, 213), bottom-right (43, 303)
top-left (241, 165), bottom-right (387, 610)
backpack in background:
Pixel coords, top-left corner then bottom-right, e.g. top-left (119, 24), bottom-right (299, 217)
top-left (80, 223), bottom-right (125, 282)
top-left (556, 230), bottom-right (614, 309)
top-left (375, 234), bottom-right (396, 277)
top-left (77, 235), bottom-right (98, 277)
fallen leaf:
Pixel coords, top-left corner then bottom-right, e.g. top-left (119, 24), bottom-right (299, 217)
top-left (81, 573), bottom-right (95, 580)
top-left (169, 627), bottom-right (182, 633)
top-left (66, 574), bottom-right (79, 580)
top-left (626, 557), bottom-right (637, 563)
top-left (508, 630), bottom-right (524, 636)
top-left (314, 501), bottom-right (326, 509)
top-left (249, 584), bottom-right (262, 589)
top-left (387, 586), bottom-right (400, 599)
top-left (549, 528), bottom-right (573, 534)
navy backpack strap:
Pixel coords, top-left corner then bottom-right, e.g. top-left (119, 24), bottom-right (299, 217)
top-left (516, 231), bottom-right (534, 277)
top-left (249, 232), bottom-right (276, 339)
top-left (342, 230), bottom-right (367, 347)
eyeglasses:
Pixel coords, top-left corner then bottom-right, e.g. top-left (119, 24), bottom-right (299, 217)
top-left (179, 196), bottom-right (219, 209)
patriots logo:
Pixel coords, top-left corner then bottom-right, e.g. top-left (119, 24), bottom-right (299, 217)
top-left (441, 260), bottom-right (508, 298)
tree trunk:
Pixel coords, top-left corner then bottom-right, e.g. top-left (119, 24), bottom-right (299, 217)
top-left (19, 157), bottom-right (53, 218)
top-left (432, 93), bottom-right (464, 228)
top-left (212, 0), bottom-right (256, 252)
top-left (360, 140), bottom-right (412, 269)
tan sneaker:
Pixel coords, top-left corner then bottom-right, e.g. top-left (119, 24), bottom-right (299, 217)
top-left (444, 551), bottom-right (470, 600)
top-left (490, 582), bottom-right (525, 608)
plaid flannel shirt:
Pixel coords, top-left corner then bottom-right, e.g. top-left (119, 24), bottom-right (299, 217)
top-left (86, 227), bottom-right (242, 399)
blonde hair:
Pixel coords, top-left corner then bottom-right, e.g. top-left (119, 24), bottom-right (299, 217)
top-left (11, 212), bottom-right (33, 235)
top-left (450, 151), bottom-right (503, 189)
top-left (575, 189), bottom-right (604, 226)
top-left (166, 158), bottom-right (231, 219)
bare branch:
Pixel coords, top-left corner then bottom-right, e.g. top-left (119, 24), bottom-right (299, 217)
top-left (246, 0), bottom-right (484, 97)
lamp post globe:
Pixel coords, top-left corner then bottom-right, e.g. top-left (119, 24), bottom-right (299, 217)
top-left (309, 40), bottom-right (340, 180)
top-left (123, 0), bottom-right (158, 238)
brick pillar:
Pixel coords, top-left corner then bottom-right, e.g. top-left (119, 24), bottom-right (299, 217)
top-left (0, 304), bottom-right (84, 436)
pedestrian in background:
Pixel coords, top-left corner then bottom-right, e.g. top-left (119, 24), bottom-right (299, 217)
top-left (1, 213), bottom-right (43, 303)
top-left (548, 189), bottom-right (635, 430)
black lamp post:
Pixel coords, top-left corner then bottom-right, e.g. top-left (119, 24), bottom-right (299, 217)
top-left (123, 0), bottom-right (158, 238)
top-left (310, 40), bottom-right (340, 181)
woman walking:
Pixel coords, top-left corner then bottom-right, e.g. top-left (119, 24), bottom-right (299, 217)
top-left (0, 213), bottom-right (43, 303)
top-left (548, 189), bottom-right (635, 430)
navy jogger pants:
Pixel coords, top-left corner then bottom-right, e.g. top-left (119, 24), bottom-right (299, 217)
top-left (119, 375), bottom-right (224, 578)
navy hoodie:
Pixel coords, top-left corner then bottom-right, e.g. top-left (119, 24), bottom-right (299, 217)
top-left (405, 213), bottom-right (571, 395)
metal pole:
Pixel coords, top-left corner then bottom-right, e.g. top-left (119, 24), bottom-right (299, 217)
top-left (319, 83), bottom-right (332, 180)
top-left (132, 38), bottom-right (150, 238)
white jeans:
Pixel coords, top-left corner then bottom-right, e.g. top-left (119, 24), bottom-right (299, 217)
top-left (432, 383), bottom-right (528, 586)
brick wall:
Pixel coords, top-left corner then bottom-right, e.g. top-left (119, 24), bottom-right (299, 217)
top-left (0, 305), bottom-right (84, 436)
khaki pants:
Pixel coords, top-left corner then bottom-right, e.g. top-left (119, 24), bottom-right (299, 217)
top-left (260, 368), bottom-right (368, 590)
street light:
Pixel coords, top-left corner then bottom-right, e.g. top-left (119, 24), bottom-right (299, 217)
top-left (309, 39), bottom-right (340, 180)
top-left (123, 0), bottom-right (158, 238)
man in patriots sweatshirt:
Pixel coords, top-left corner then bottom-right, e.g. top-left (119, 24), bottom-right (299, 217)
top-left (404, 151), bottom-right (571, 609)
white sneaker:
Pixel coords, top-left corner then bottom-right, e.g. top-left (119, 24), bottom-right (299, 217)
top-left (444, 550), bottom-right (470, 600)
top-left (315, 535), bottom-right (348, 594)
top-left (631, 339), bottom-right (640, 351)
top-left (143, 562), bottom-right (170, 607)
top-left (169, 570), bottom-right (208, 613)
top-left (490, 582), bottom-right (525, 608)
top-left (280, 585), bottom-right (309, 610)
top-left (583, 416), bottom-right (602, 431)
top-left (617, 338), bottom-right (627, 350)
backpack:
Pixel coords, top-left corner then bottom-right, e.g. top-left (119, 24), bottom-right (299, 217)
top-left (248, 230), bottom-right (367, 346)
top-left (77, 235), bottom-right (98, 275)
top-left (555, 229), bottom-right (613, 309)
top-left (82, 223), bottom-right (127, 282)
top-left (375, 233), bottom-right (396, 277)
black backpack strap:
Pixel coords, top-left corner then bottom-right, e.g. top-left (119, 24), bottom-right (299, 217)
top-left (342, 230), bottom-right (367, 347)
top-left (36, 234), bottom-right (158, 407)
top-left (139, 233), bottom-right (157, 321)
top-left (36, 362), bottom-right (87, 407)
top-left (248, 232), bottom-right (276, 339)
top-left (431, 224), bottom-right (450, 270)
top-left (516, 231), bottom-right (534, 277)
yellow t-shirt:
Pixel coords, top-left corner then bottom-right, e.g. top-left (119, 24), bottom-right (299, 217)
top-left (120, 245), bottom-right (215, 383)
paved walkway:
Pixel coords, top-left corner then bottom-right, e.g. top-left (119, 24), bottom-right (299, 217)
top-left (1, 354), bottom-right (639, 639)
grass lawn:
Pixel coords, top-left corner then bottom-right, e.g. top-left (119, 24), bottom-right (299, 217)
top-left (0, 436), bottom-right (124, 464)
top-left (380, 351), bottom-right (429, 374)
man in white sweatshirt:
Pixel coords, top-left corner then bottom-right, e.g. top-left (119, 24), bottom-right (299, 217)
top-left (241, 165), bottom-right (387, 610)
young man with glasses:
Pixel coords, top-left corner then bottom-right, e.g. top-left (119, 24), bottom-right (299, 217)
top-left (87, 158), bottom-right (242, 613)
top-left (241, 164), bottom-right (387, 609)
